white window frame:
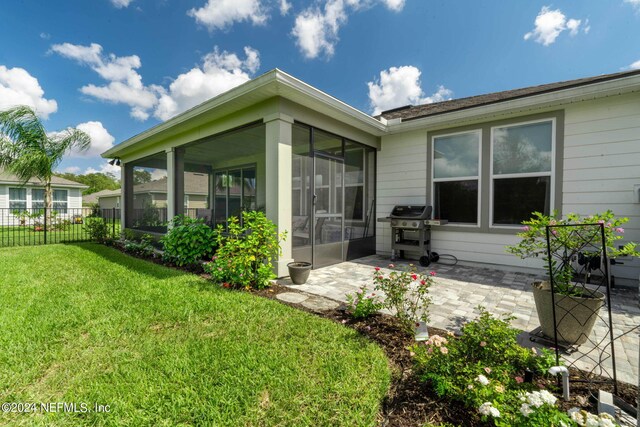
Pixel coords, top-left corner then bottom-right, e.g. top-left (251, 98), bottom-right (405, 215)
top-left (9, 187), bottom-right (27, 212)
top-left (489, 118), bottom-right (556, 229)
top-left (52, 189), bottom-right (68, 214)
top-left (431, 129), bottom-right (482, 227)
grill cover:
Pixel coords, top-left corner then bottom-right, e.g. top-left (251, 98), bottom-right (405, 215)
top-left (389, 205), bottom-right (432, 220)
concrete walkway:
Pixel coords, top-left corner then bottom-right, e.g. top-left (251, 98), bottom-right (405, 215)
top-left (278, 255), bottom-right (640, 386)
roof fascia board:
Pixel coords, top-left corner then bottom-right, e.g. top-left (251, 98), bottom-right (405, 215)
top-left (0, 181), bottom-right (88, 188)
top-left (387, 75), bottom-right (640, 133)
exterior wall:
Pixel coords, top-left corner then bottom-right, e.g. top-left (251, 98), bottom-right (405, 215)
top-left (562, 93), bottom-right (640, 285)
top-left (186, 194), bottom-right (207, 209)
top-left (376, 94), bottom-right (640, 286)
top-left (0, 185), bottom-right (85, 226)
top-left (99, 196), bottom-right (120, 210)
top-left (0, 185), bottom-right (7, 209)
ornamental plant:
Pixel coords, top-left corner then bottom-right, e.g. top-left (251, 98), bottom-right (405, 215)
top-left (83, 217), bottom-right (111, 244)
top-left (204, 211), bottom-right (286, 290)
top-left (161, 215), bottom-right (216, 267)
top-left (345, 284), bottom-right (382, 319)
top-left (506, 210), bottom-right (639, 295)
top-left (413, 308), bottom-right (618, 426)
top-left (372, 264), bottom-right (433, 333)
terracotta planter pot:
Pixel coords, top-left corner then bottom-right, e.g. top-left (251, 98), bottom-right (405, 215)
top-left (287, 262), bottom-right (312, 285)
top-left (532, 281), bottom-right (605, 346)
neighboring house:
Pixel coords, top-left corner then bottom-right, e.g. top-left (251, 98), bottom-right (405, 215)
top-left (103, 68), bottom-right (640, 286)
top-left (97, 172), bottom-right (208, 211)
top-left (0, 170), bottom-right (88, 224)
top-left (83, 189), bottom-right (119, 207)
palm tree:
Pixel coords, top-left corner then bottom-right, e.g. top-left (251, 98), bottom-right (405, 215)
top-left (0, 105), bottom-right (91, 220)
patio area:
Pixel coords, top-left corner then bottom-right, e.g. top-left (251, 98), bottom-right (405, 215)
top-left (278, 255), bottom-right (640, 386)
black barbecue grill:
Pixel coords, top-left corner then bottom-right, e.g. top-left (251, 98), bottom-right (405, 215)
top-left (388, 205), bottom-right (433, 266)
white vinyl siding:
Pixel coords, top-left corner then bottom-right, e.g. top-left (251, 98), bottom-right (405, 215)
top-left (376, 130), bottom-right (427, 255)
top-left (562, 93), bottom-right (640, 285)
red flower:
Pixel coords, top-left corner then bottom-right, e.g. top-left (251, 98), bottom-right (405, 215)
top-left (420, 279), bottom-right (427, 285)
top-left (429, 271), bottom-right (436, 276)
top-left (374, 267), bottom-right (381, 271)
top-left (411, 274), bottom-right (418, 280)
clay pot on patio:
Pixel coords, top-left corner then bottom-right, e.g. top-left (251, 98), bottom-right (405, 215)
top-left (532, 280), bottom-right (605, 346)
top-left (288, 261), bottom-right (312, 285)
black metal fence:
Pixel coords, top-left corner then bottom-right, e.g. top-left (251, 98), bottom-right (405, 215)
top-left (0, 207), bottom-right (121, 247)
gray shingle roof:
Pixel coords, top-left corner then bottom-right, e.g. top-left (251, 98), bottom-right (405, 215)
top-left (379, 68), bottom-right (640, 122)
top-left (0, 169), bottom-right (88, 188)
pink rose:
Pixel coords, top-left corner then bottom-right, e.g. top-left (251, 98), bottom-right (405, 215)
top-left (615, 227), bottom-right (624, 233)
top-left (521, 225), bottom-right (530, 231)
top-left (411, 274), bottom-right (418, 280)
top-left (374, 267), bottom-right (381, 271)
top-left (515, 376), bottom-right (524, 384)
top-left (388, 263), bottom-right (395, 268)
top-left (420, 279), bottom-right (427, 285)
top-left (429, 271), bottom-right (437, 276)
top-left (440, 347), bottom-right (449, 354)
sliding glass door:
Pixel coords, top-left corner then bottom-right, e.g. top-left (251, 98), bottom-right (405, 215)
top-left (312, 155), bottom-right (344, 268)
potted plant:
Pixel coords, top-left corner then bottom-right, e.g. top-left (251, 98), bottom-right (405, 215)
top-left (287, 261), bottom-right (312, 285)
top-left (506, 210), bottom-right (638, 346)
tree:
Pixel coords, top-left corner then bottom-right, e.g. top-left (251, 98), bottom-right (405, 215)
top-left (134, 169), bottom-right (152, 185)
top-left (54, 172), bottom-right (120, 195)
top-left (0, 105), bottom-right (91, 215)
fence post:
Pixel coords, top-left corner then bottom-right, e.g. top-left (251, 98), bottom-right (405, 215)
top-left (112, 207), bottom-right (116, 238)
top-left (44, 207), bottom-right (47, 244)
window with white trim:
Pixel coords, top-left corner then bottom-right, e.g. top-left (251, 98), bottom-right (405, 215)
top-left (53, 189), bottom-right (68, 214)
top-left (491, 120), bottom-right (553, 226)
top-left (432, 130), bottom-right (481, 225)
top-left (32, 189), bottom-right (45, 211)
top-left (9, 188), bottom-right (27, 212)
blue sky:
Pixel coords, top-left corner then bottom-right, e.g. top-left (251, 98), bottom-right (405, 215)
top-left (1, 0), bottom-right (639, 177)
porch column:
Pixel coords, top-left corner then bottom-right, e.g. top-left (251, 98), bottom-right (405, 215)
top-left (122, 162), bottom-right (134, 228)
top-left (175, 148), bottom-right (185, 218)
top-left (264, 113), bottom-right (294, 278)
top-left (166, 147), bottom-right (182, 225)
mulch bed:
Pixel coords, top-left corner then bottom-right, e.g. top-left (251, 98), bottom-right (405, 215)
top-left (107, 244), bottom-right (638, 426)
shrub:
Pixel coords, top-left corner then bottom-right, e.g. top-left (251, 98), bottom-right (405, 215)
top-left (372, 264), bottom-right (433, 333)
top-left (345, 284), bottom-right (382, 319)
top-left (84, 217), bottom-right (111, 244)
top-left (204, 211), bottom-right (286, 289)
top-left (124, 234), bottom-right (155, 257)
top-left (412, 307), bottom-right (584, 426)
top-left (161, 215), bottom-right (216, 266)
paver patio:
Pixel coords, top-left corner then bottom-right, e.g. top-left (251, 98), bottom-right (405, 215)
top-left (278, 255), bottom-right (640, 386)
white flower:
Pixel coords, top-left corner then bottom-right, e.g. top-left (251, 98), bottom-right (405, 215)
top-left (520, 403), bottom-right (533, 417)
top-left (475, 374), bottom-right (489, 386)
top-left (478, 402), bottom-right (500, 418)
top-left (539, 390), bottom-right (557, 405)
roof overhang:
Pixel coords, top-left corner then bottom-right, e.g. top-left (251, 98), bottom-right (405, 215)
top-left (0, 180), bottom-right (88, 189)
top-left (385, 72), bottom-right (640, 133)
top-left (102, 69), bottom-right (386, 159)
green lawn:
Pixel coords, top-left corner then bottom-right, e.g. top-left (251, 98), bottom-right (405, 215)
top-left (0, 223), bottom-right (120, 247)
top-left (0, 244), bottom-right (390, 426)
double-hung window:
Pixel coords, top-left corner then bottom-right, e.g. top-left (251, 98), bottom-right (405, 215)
top-left (32, 189), bottom-right (45, 211)
top-left (53, 189), bottom-right (68, 214)
top-left (432, 130), bottom-right (481, 225)
top-left (491, 119), bottom-right (554, 226)
top-left (9, 188), bottom-right (27, 212)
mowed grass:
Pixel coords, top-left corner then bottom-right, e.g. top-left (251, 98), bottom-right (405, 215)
top-left (0, 244), bottom-right (390, 426)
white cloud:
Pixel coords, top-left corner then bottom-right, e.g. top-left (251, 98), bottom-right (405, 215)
top-left (624, 0), bottom-right (640, 10)
top-left (0, 66), bottom-right (58, 119)
top-left (279, 0), bottom-right (292, 15)
top-left (51, 42), bottom-right (158, 121)
top-left (84, 162), bottom-right (121, 177)
top-left (188, 0), bottom-right (268, 31)
top-left (292, 0), bottom-right (405, 59)
top-left (523, 6), bottom-right (586, 46)
top-left (382, 0), bottom-right (405, 11)
top-left (53, 42), bottom-right (260, 122)
top-left (292, 0), bottom-right (348, 59)
top-left (154, 46), bottom-right (260, 120)
top-left (110, 0), bottom-right (133, 8)
top-left (629, 59), bottom-right (640, 70)
top-left (49, 121), bottom-right (114, 158)
top-left (63, 166), bottom-right (81, 174)
top-left (40, 32), bottom-right (51, 40)
top-left (367, 65), bottom-right (453, 115)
